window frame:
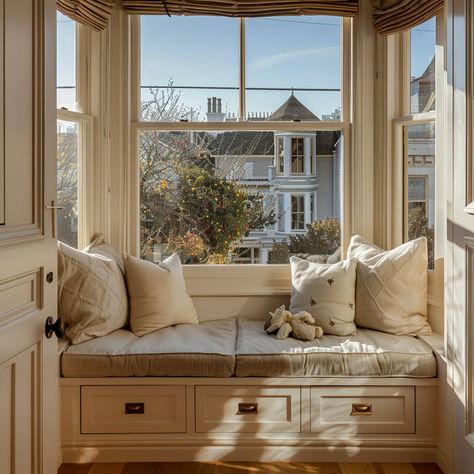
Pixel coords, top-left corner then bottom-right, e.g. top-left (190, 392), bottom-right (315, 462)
top-left (385, 11), bottom-right (445, 334)
top-left (290, 194), bottom-right (306, 231)
top-left (128, 15), bottom-right (353, 263)
top-left (56, 20), bottom-right (93, 249)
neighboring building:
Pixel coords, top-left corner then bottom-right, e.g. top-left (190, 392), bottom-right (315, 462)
top-left (208, 93), bottom-right (341, 263)
top-left (408, 57), bottom-right (436, 228)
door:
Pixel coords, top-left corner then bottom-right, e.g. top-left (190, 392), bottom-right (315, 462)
top-left (447, 0), bottom-right (474, 472)
top-left (0, 0), bottom-right (59, 473)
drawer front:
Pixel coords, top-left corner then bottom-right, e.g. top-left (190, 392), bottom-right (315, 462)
top-left (81, 385), bottom-right (186, 434)
top-left (195, 386), bottom-right (300, 433)
top-left (310, 386), bottom-right (415, 434)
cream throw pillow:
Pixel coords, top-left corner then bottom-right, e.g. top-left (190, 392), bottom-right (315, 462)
top-left (125, 254), bottom-right (198, 336)
top-left (58, 242), bottom-right (128, 344)
top-left (347, 235), bottom-right (431, 336)
top-left (289, 257), bottom-right (358, 336)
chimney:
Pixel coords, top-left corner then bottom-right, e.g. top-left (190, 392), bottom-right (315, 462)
top-left (217, 98), bottom-right (222, 113)
top-left (212, 97), bottom-right (217, 113)
top-left (207, 98), bottom-right (212, 113)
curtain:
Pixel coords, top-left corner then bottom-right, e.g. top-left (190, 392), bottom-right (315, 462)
top-left (371, 0), bottom-right (443, 35)
top-left (121, 0), bottom-right (359, 17)
top-left (57, 0), bottom-right (115, 31)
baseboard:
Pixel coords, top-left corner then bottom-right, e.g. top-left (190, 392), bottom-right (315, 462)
top-left (436, 448), bottom-right (449, 473)
top-left (62, 444), bottom-right (438, 464)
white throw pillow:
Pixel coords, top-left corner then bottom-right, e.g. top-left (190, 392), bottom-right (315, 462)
top-left (58, 242), bottom-right (129, 344)
top-left (125, 254), bottom-right (198, 336)
top-left (289, 256), bottom-right (358, 336)
top-left (347, 235), bottom-right (431, 336)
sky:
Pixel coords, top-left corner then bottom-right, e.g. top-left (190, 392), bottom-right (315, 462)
top-left (57, 12), bottom-right (436, 121)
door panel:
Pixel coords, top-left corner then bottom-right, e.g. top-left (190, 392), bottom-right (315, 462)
top-left (0, 0), bottom-right (58, 473)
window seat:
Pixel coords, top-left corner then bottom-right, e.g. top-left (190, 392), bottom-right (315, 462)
top-left (61, 318), bottom-right (437, 378)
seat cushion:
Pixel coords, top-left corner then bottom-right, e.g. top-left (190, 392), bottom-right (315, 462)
top-left (61, 319), bottom-right (236, 377)
top-left (235, 319), bottom-right (437, 377)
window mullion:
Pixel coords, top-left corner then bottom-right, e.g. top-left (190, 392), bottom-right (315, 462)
top-left (239, 18), bottom-right (246, 121)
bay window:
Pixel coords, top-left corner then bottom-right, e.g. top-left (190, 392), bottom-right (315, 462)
top-left (131, 15), bottom-right (350, 264)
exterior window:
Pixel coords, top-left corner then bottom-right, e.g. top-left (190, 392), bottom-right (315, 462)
top-left (291, 195), bottom-right (305, 231)
top-left (277, 138), bottom-right (284, 173)
top-left (291, 138), bottom-right (304, 173)
top-left (310, 137), bottom-right (316, 174)
top-left (134, 15), bottom-right (348, 264)
top-left (408, 176), bottom-right (428, 215)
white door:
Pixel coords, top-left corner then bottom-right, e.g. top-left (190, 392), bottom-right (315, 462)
top-left (0, 0), bottom-right (59, 472)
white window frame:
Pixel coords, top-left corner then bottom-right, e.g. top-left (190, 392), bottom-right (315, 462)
top-left (128, 15), bottom-right (353, 266)
top-left (387, 12), bottom-right (445, 333)
top-left (290, 194), bottom-right (306, 231)
top-left (290, 137), bottom-right (305, 175)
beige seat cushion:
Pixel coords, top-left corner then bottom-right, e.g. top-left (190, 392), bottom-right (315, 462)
top-left (347, 235), bottom-right (431, 336)
top-left (289, 257), bottom-right (358, 336)
top-left (235, 319), bottom-right (436, 377)
top-left (125, 254), bottom-right (198, 336)
top-left (58, 242), bottom-right (129, 344)
top-left (61, 319), bottom-right (237, 377)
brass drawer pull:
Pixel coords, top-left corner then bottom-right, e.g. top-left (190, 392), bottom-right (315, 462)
top-left (237, 402), bottom-right (259, 415)
top-left (351, 403), bottom-right (373, 416)
top-left (125, 402), bottom-right (145, 414)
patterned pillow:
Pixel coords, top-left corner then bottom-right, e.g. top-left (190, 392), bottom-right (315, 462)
top-left (347, 235), bottom-right (431, 336)
top-left (58, 242), bottom-right (129, 344)
top-left (84, 234), bottom-right (124, 274)
top-left (289, 257), bottom-right (358, 336)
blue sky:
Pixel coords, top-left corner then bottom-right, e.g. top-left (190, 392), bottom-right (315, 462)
top-left (57, 13), bottom-right (436, 119)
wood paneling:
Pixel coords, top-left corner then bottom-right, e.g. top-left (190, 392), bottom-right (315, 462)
top-left (58, 463), bottom-right (443, 474)
top-left (0, 269), bottom-right (41, 326)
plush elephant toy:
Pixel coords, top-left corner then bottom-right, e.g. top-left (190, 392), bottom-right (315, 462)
top-left (264, 305), bottom-right (324, 341)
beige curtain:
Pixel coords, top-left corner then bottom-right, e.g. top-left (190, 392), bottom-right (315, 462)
top-left (371, 0), bottom-right (443, 35)
top-left (57, 0), bottom-right (115, 31)
top-left (122, 0), bottom-right (359, 17)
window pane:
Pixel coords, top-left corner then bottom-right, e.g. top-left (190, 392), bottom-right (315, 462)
top-left (410, 17), bottom-right (436, 114)
top-left (57, 120), bottom-right (79, 248)
top-left (246, 16), bottom-right (342, 121)
top-left (139, 129), bottom-right (341, 264)
top-left (140, 16), bottom-right (239, 122)
top-left (405, 122), bottom-right (435, 268)
top-left (57, 12), bottom-right (77, 111)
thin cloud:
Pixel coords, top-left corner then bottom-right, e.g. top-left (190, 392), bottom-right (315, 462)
top-left (249, 47), bottom-right (338, 72)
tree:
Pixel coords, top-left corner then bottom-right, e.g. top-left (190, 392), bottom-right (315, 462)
top-left (269, 218), bottom-right (341, 264)
top-left (57, 126), bottom-right (78, 247)
top-left (140, 82), bottom-right (275, 263)
top-left (408, 206), bottom-right (434, 268)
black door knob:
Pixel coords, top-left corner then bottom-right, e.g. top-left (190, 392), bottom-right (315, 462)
top-left (45, 316), bottom-right (64, 339)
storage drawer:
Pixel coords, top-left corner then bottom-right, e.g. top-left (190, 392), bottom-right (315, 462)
top-left (195, 386), bottom-right (300, 433)
top-left (310, 386), bottom-right (415, 434)
top-left (81, 385), bottom-right (186, 434)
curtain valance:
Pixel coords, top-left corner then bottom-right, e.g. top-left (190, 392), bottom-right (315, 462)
top-left (121, 1), bottom-right (359, 18)
top-left (371, 0), bottom-right (443, 35)
top-left (57, 0), bottom-right (115, 31)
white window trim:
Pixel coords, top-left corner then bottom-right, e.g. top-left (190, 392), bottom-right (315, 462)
top-left (56, 21), bottom-right (96, 249)
top-left (385, 11), bottom-right (445, 333)
top-left (128, 15), bottom-right (353, 263)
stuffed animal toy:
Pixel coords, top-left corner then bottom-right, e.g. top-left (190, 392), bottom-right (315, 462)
top-left (264, 305), bottom-right (324, 341)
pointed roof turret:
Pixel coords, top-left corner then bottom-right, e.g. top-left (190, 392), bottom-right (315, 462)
top-left (267, 94), bottom-right (319, 121)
